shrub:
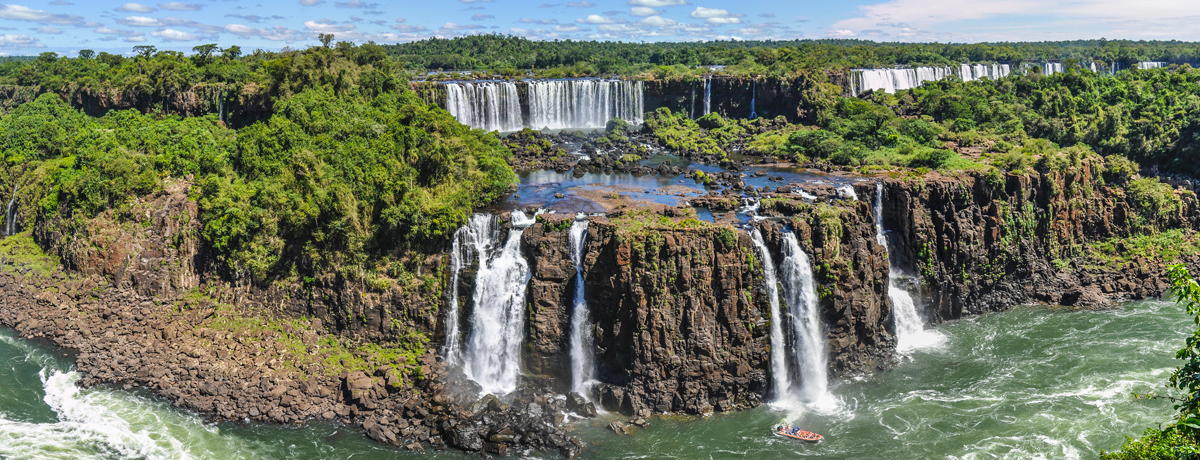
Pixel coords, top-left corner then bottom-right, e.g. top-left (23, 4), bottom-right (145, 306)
top-left (907, 149), bottom-right (956, 169)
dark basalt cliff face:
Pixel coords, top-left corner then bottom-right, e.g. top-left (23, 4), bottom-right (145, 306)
top-left (518, 198), bottom-right (895, 416)
top-left (642, 74), bottom-right (847, 125)
top-left (881, 162), bottom-right (1200, 321)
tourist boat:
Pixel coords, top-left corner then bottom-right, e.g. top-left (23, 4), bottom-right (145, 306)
top-left (774, 426), bottom-right (823, 443)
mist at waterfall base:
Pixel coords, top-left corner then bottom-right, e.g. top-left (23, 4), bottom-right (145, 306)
top-left (1, 300), bottom-right (1185, 459)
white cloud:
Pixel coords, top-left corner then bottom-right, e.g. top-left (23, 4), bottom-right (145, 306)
top-left (158, 2), bottom-right (202, 10)
top-left (224, 24), bottom-right (305, 41)
top-left (304, 20), bottom-right (356, 32)
top-left (0, 33), bottom-right (38, 46)
top-left (690, 7), bottom-right (742, 19)
top-left (116, 2), bottom-right (156, 12)
top-left (390, 24), bottom-right (427, 32)
top-left (577, 14), bottom-right (622, 23)
top-left (520, 18), bottom-right (556, 24)
top-left (472, 13), bottom-right (494, 20)
top-left (115, 16), bottom-right (162, 27)
top-left (628, 0), bottom-right (688, 6)
top-left (638, 15), bottom-right (677, 27)
top-left (705, 17), bottom-right (741, 25)
top-left (335, 0), bottom-right (378, 7)
top-left (151, 28), bottom-right (197, 41)
top-left (94, 26), bottom-right (142, 37)
top-left (440, 22), bottom-right (485, 30)
top-left (395, 17), bottom-right (405, 23)
top-left (567, 1), bottom-right (594, 6)
top-left (827, 29), bottom-right (856, 37)
top-left (0, 4), bottom-right (84, 25)
top-left (552, 24), bottom-right (585, 32)
top-left (36, 26), bottom-right (61, 33)
top-left (299, 0), bottom-right (324, 5)
top-left (630, 6), bottom-right (658, 16)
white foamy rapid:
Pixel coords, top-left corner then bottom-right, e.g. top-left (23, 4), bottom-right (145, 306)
top-left (836, 184), bottom-right (858, 201)
top-left (0, 332), bottom-right (258, 460)
top-left (874, 182), bottom-right (945, 353)
top-left (459, 211), bottom-right (538, 395)
top-left (568, 214), bottom-right (596, 396)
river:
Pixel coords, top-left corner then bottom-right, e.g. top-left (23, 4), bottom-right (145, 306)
top-left (0, 300), bottom-right (1185, 459)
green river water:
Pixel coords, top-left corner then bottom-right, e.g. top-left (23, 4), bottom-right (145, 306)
top-left (0, 300), bottom-right (1187, 459)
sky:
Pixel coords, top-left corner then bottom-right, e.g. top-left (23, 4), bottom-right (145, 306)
top-left (2, 0), bottom-right (1200, 56)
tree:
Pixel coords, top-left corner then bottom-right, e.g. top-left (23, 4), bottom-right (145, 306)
top-left (37, 52), bottom-right (57, 63)
top-left (192, 43), bottom-right (218, 65)
top-left (222, 45), bottom-right (242, 60)
top-left (319, 33), bottom-right (334, 49)
top-left (78, 49), bottom-right (95, 60)
top-left (1168, 264), bottom-right (1200, 427)
top-left (132, 45), bottom-right (157, 60)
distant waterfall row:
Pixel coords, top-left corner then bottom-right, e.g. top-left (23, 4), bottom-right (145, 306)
top-left (443, 80), bottom-right (645, 132)
top-left (850, 65), bottom-right (1005, 96)
top-left (851, 61), bottom-right (1170, 95)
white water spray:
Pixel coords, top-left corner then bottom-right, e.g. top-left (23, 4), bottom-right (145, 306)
top-left (567, 214), bottom-right (595, 396)
top-left (778, 233), bottom-right (830, 404)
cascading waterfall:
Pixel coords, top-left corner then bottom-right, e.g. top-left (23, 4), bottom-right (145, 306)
top-left (748, 80), bottom-right (757, 120)
top-left (750, 227), bottom-right (832, 406)
top-left (689, 81), bottom-right (696, 119)
top-left (527, 79), bottom-right (644, 130)
top-left (749, 229), bottom-right (793, 400)
top-left (703, 76), bottom-right (712, 116)
top-left (444, 214), bottom-right (499, 367)
top-left (778, 233), bottom-right (829, 403)
top-left (1138, 61), bottom-right (1167, 70)
top-left (850, 66), bottom-right (953, 96)
top-left (958, 63), bottom-right (1011, 82)
top-left (5, 184), bottom-right (16, 237)
top-left (873, 182), bottom-right (944, 353)
top-left (446, 211), bottom-right (538, 395)
top-left (443, 81), bottom-right (524, 132)
top-left (567, 214), bottom-right (595, 396)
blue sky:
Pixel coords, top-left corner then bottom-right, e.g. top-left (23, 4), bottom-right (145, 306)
top-left (0, 0), bottom-right (1197, 56)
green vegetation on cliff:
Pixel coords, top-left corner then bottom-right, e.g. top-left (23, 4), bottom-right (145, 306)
top-left (0, 42), bottom-right (515, 285)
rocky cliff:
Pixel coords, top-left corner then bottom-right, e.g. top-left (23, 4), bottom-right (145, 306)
top-left (881, 158), bottom-right (1200, 322)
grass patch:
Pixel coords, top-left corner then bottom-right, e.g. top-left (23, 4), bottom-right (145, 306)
top-left (0, 232), bottom-right (61, 279)
top-left (1081, 229), bottom-right (1200, 270)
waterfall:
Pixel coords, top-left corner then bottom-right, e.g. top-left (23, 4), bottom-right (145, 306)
top-left (689, 81), bottom-right (696, 119)
top-left (850, 66), bottom-right (953, 96)
top-left (957, 63), bottom-right (1011, 82)
top-left (750, 229), bottom-right (793, 400)
top-left (750, 228), bottom-right (831, 406)
top-left (568, 214), bottom-right (595, 396)
top-left (5, 184), bottom-right (16, 237)
top-left (779, 233), bottom-right (828, 403)
top-left (703, 76), bottom-right (712, 116)
top-left (1138, 61), bottom-right (1167, 70)
top-left (527, 79), bottom-right (644, 130)
top-left (446, 211), bottom-right (538, 395)
top-left (748, 80), bottom-right (757, 120)
top-left (443, 81), bottom-right (524, 132)
top-left (873, 182), bottom-right (944, 353)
